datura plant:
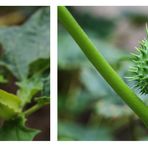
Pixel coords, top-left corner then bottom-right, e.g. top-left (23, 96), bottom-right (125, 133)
top-left (58, 6), bottom-right (148, 127)
top-left (129, 27), bottom-right (148, 95)
top-left (0, 7), bottom-right (50, 141)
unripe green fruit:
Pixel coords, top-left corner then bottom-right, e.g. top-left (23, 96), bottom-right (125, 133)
top-left (129, 27), bottom-right (148, 95)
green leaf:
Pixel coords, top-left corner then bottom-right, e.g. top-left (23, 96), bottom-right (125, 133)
top-left (41, 74), bottom-right (50, 96)
top-left (58, 121), bottom-right (113, 141)
top-left (58, 31), bottom-right (88, 69)
top-left (29, 59), bottom-right (50, 77)
top-left (16, 75), bottom-right (43, 106)
top-left (0, 116), bottom-right (40, 141)
top-left (35, 96), bottom-right (50, 106)
top-left (58, 31), bottom-right (128, 69)
top-left (0, 74), bottom-right (7, 83)
top-left (80, 67), bottom-right (110, 98)
top-left (0, 7), bottom-right (50, 79)
top-left (0, 89), bottom-right (21, 120)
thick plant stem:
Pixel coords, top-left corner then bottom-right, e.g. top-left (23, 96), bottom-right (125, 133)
top-left (58, 6), bottom-right (148, 127)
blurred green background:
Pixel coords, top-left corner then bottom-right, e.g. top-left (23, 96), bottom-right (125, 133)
top-left (58, 6), bottom-right (148, 141)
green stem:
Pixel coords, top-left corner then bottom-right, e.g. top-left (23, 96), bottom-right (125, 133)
top-left (58, 6), bottom-right (148, 127)
top-left (24, 102), bottom-right (49, 117)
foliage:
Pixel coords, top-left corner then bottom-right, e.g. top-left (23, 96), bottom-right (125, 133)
top-left (0, 115), bottom-right (40, 141)
top-left (0, 7), bottom-right (50, 79)
top-left (0, 7), bottom-right (50, 141)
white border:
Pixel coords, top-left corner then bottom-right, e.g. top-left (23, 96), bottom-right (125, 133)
top-left (0, 0), bottom-right (148, 6)
top-left (50, 4), bottom-right (58, 142)
top-left (1, 141), bottom-right (148, 148)
top-left (0, 0), bottom-right (147, 148)
top-left (0, 0), bottom-right (51, 6)
top-left (55, 0), bottom-right (148, 6)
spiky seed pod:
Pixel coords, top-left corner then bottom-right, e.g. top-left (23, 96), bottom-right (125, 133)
top-left (129, 26), bottom-right (148, 95)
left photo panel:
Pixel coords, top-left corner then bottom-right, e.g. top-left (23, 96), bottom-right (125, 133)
top-left (0, 6), bottom-right (50, 141)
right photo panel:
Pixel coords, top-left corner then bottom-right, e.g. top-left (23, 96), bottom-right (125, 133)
top-left (58, 6), bottom-right (148, 141)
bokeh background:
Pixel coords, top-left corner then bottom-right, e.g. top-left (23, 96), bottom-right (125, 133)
top-left (0, 7), bottom-right (50, 141)
top-left (58, 6), bottom-right (148, 141)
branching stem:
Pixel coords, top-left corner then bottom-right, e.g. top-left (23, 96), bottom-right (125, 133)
top-left (24, 102), bottom-right (49, 117)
